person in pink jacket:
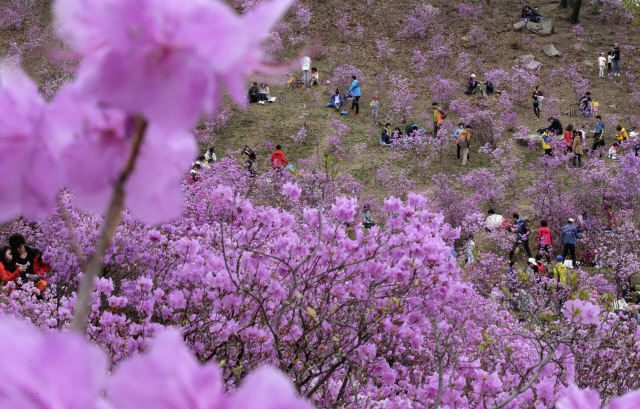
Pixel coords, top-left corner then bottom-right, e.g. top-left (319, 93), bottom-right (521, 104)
top-left (536, 220), bottom-right (552, 263)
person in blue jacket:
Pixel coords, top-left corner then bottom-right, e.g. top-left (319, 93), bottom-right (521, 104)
top-left (561, 218), bottom-right (581, 268)
top-left (347, 75), bottom-right (361, 116)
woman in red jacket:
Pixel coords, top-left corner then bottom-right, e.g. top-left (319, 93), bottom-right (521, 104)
top-left (563, 124), bottom-right (574, 153)
top-left (536, 220), bottom-right (552, 263)
top-left (0, 246), bottom-right (22, 285)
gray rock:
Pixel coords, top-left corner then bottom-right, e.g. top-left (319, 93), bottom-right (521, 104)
top-left (525, 60), bottom-right (542, 70)
top-left (514, 21), bottom-right (526, 31)
top-left (517, 54), bottom-right (535, 60)
top-left (516, 134), bottom-right (542, 148)
top-left (584, 60), bottom-right (593, 68)
top-left (609, 104), bottom-right (616, 109)
top-left (461, 36), bottom-right (470, 42)
top-left (425, 4), bottom-right (439, 14)
top-left (543, 44), bottom-right (561, 57)
top-left (527, 21), bottom-right (552, 35)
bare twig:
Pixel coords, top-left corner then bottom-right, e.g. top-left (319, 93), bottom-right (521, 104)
top-left (57, 193), bottom-right (87, 266)
top-left (71, 117), bottom-right (148, 332)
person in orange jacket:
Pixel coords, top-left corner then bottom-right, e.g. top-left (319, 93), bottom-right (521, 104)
top-left (0, 246), bottom-right (21, 286)
top-left (270, 144), bottom-right (289, 169)
top-left (8, 233), bottom-right (49, 292)
top-left (432, 101), bottom-right (446, 137)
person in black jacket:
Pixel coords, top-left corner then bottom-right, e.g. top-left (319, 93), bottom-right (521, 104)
top-left (546, 117), bottom-right (563, 137)
top-left (247, 82), bottom-right (259, 103)
top-left (8, 233), bottom-right (48, 287)
top-left (521, 2), bottom-right (532, 19)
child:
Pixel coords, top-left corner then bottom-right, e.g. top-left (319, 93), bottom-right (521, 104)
top-left (370, 95), bottom-right (380, 123)
top-left (454, 122), bottom-right (464, 160)
top-left (608, 143), bottom-right (618, 160)
top-left (607, 51), bottom-right (613, 75)
top-left (598, 53), bottom-right (606, 78)
top-left (616, 125), bottom-right (627, 142)
top-left (310, 68), bottom-right (319, 86)
top-left (592, 97), bottom-right (599, 115)
top-left (465, 235), bottom-right (475, 264)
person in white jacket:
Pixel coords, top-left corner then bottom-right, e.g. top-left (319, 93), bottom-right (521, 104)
top-left (301, 56), bottom-right (311, 85)
top-left (598, 52), bottom-right (606, 78)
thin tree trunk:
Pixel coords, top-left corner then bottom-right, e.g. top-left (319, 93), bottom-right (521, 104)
top-left (570, 0), bottom-right (583, 24)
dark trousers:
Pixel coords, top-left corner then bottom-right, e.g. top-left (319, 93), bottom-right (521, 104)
top-left (562, 243), bottom-right (577, 266)
top-left (510, 240), bottom-right (533, 261)
top-left (434, 122), bottom-right (440, 137)
top-left (544, 149), bottom-right (552, 156)
top-left (533, 102), bottom-right (540, 119)
top-left (537, 245), bottom-right (551, 263)
top-left (607, 63), bottom-right (612, 74)
top-left (573, 154), bottom-right (582, 167)
top-left (592, 138), bottom-right (605, 155)
top-left (351, 96), bottom-right (360, 114)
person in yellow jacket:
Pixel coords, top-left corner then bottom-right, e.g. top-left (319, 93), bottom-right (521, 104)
top-left (553, 255), bottom-right (567, 284)
top-left (616, 125), bottom-right (628, 142)
top-left (541, 131), bottom-right (552, 156)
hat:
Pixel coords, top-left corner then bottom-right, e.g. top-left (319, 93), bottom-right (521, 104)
top-left (601, 52), bottom-right (605, 55)
top-left (373, 95), bottom-right (377, 99)
top-left (528, 258), bottom-right (536, 264)
top-left (471, 74), bottom-right (476, 77)
top-left (556, 256), bottom-right (564, 261)
top-left (568, 218), bottom-right (575, 223)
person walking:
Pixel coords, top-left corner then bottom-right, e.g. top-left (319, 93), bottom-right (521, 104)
top-left (509, 213), bottom-right (533, 262)
top-left (536, 220), bottom-right (552, 263)
top-left (612, 44), bottom-right (621, 76)
top-left (591, 115), bottom-right (606, 155)
top-left (270, 144), bottom-right (289, 169)
top-left (560, 218), bottom-right (581, 268)
top-left (532, 86), bottom-right (543, 121)
top-left (572, 130), bottom-right (584, 167)
top-left (301, 56), bottom-right (311, 85)
top-left (432, 102), bottom-right (445, 137)
top-left (347, 75), bottom-right (361, 116)
top-left (458, 125), bottom-right (472, 167)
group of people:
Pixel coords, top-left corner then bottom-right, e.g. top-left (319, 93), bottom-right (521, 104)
top-left (247, 82), bottom-right (276, 104)
top-left (464, 74), bottom-right (494, 97)
top-left (0, 233), bottom-right (48, 294)
top-left (597, 44), bottom-right (622, 77)
top-left (326, 75), bottom-right (362, 116)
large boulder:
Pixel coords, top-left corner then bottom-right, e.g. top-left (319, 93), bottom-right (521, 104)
top-left (516, 134), bottom-right (543, 148)
top-left (543, 44), bottom-right (561, 57)
top-left (527, 21), bottom-right (552, 35)
top-left (514, 20), bottom-right (526, 31)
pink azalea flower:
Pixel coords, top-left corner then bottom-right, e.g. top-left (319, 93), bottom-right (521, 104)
top-left (108, 329), bottom-right (224, 409)
top-left (229, 366), bottom-right (314, 409)
top-left (282, 182), bottom-right (301, 199)
top-left (0, 318), bottom-right (108, 409)
top-left (54, 0), bottom-right (293, 129)
top-left (45, 84), bottom-right (196, 224)
top-left (556, 384), bottom-right (600, 409)
top-left (0, 65), bottom-right (62, 221)
top-left (606, 389), bottom-right (640, 409)
top-left (563, 299), bottom-right (601, 325)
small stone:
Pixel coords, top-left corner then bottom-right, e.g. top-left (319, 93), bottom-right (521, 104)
top-left (609, 104), bottom-right (616, 109)
top-left (517, 54), bottom-right (534, 60)
top-left (461, 36), bottom-right (470, 42)
top-left (583, 60), bottom-right (593, 68)
top-left (525, 60), bottom-right (542, 70)
top-left (543, 44), bottom-right (561, 57)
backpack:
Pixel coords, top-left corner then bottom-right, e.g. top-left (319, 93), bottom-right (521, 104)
top-left (519, 221), bottom-right (530, 237)
top-left (438, 108), bottom-right (447, 120)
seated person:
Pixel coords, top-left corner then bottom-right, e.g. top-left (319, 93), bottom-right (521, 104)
top-left (358, 204), bottom-right (375, 229)
top-left (258, 83), bottom-right (270, 104)
top-left (380, 129), bottom-right (392, 147)
top-left (392, 127), bottom-right (403, 140)
top-left (528, 6), bottom-right (545, 23)
top-left (8, 233), bottom-right (49, 292)
top-left (579, 92), bottom-right (592, 118)
top-left (608, 143), bottom-right (618, 160)
top-left (465, 74), bottom-right (479, 95)
top-left (189, 163), bottom-right (202, 183)
top-left (521, 2), bottom-right (532, 19)
top-left (247, 82), bottom-right (259, 103)
top-left (310, 68), bottom-right (319, 86)
top-left (326, 90), bottom-right (343, 110)
top-left (204, 147), bottom-right (216, 163)
top-left (485, 209), bottom-right (505, 231)
top-left (485, 80), bottom-right (494, 95)
top-left (405, 123), bottom-right (418, 137)
top-left (0, 246), bottom-right (21, 286)
top-left (546, 116), bottom-right (563, 136)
